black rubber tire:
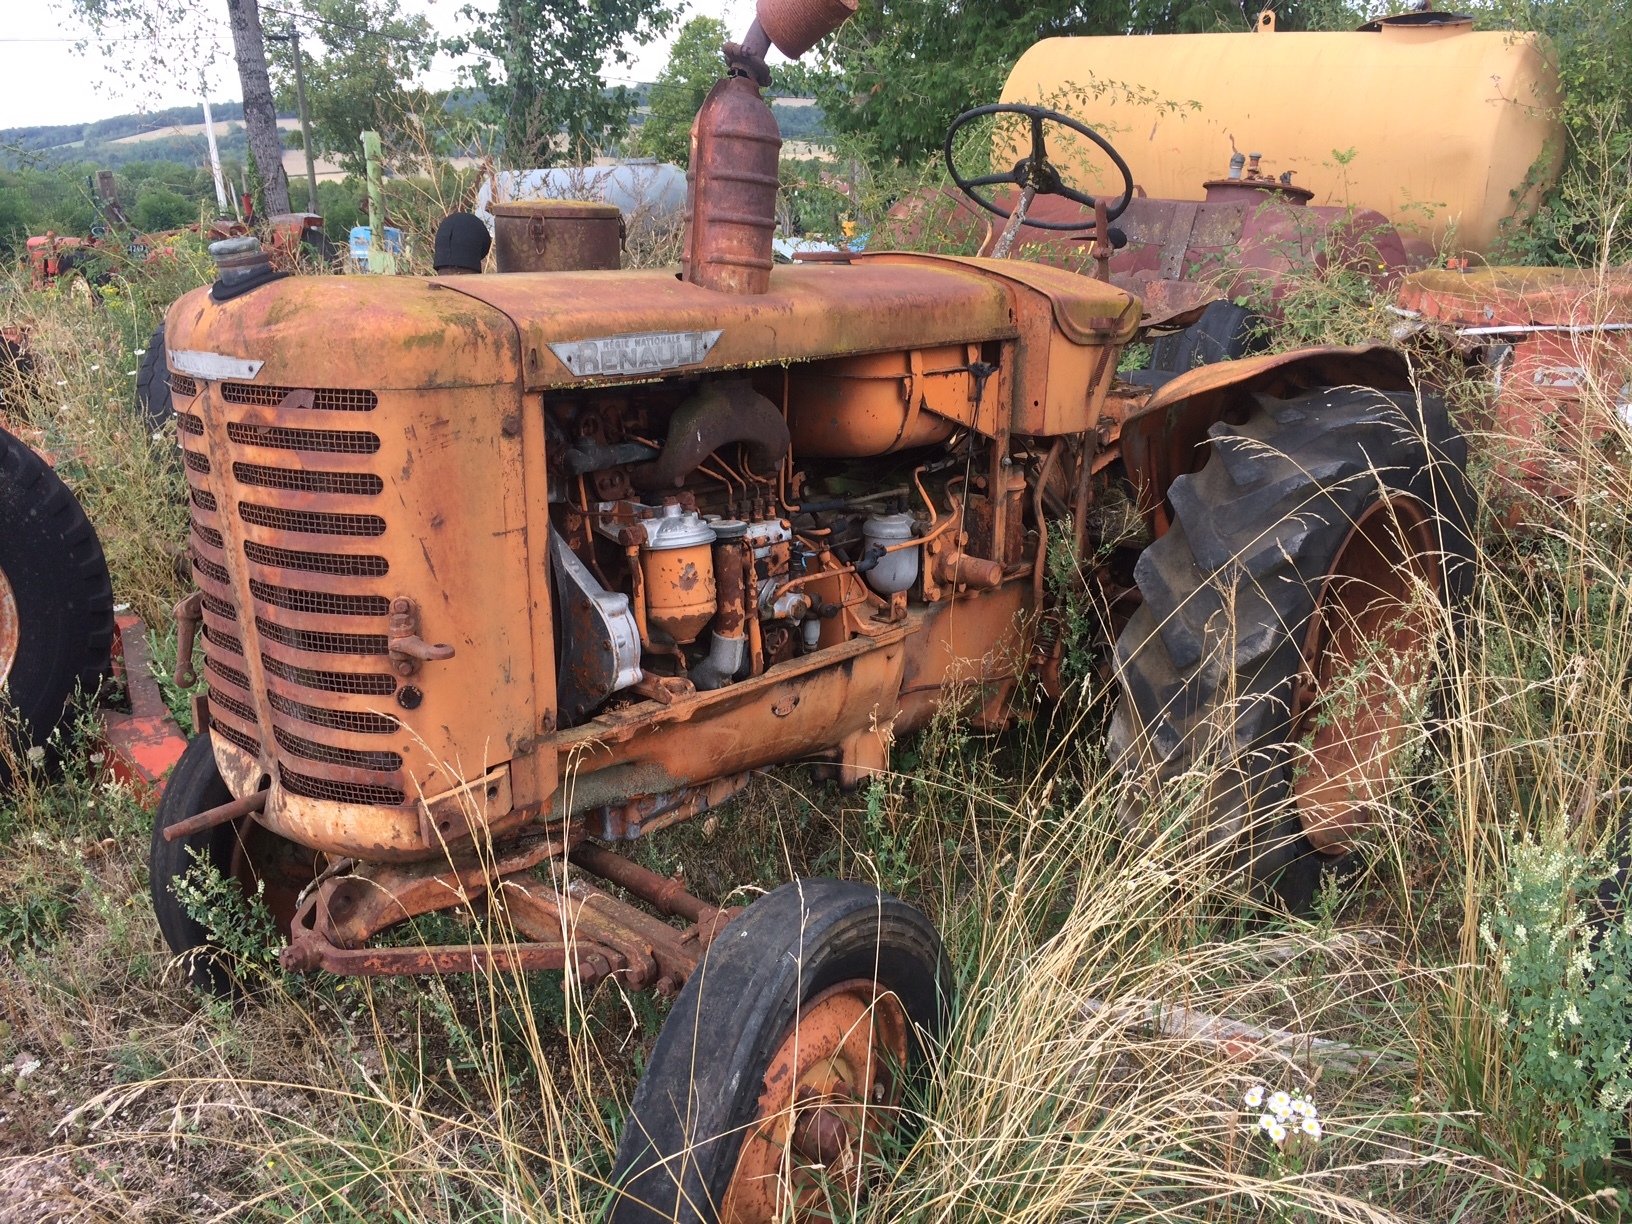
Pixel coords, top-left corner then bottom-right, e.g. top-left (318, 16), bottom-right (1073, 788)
top-left (134, 324), bottom-right (172, 433)
top-left (0, 425), bottom-right (114, 785)
top-left (1149, 300), bottom-right (1266, 373)
top-left (1109, 385), bottom-right (1475, 909)
top-left (608, 878), bottom-right (952, 1223)
top-left (150, 732), bottom-right (242, 994)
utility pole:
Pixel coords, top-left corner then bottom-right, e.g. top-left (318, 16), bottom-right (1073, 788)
top-left (200, 80), bottom-right (231, 215)
top-left (268, 24), bottom-right (321, 213)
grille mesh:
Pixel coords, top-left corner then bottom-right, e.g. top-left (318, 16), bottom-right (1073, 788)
top-left (255, 617), bottom-right (388, 656)
top-left (269, 691), bottom-right (398, 735)
top-left (176, 412), bottom-right (204, 436)
top-left (212, 720), bottom-right (263, 758)
top-left (261, 654), bottom-right (397, 696)
top-left (170, 373), bottom-right (198, 398)
top-left (225, 422), bottom-right (380, 454)
top-left (203, 623), bottom-right (245, 656)
top-left (209, 688), bottom-right (260, 727)
top-left (281, 768), bottom-right (405, 807)
top-left (193, 522), bottom-right (225, 550)
top-left (273, 726), bottom-right (401, 772)
top-left (205, 654), bottom-right (253, 692)
top-left (191, 488), bottom-right (218, 513)
top-left (243, 542), bottom-right (389, 578)
top-left (220, 383), bottom-right (378, 412)
top-left (233, 463), bottom-right (383, 497)
top-left (201, 593), bottom-right (237, 620)
top-left (249, 580), bottom-right (390, 618)
top-left (239, 503), bottom-right (387, 537)
top-left (184, 450), bottom-right (211, 475)
top-left (193, 554), bottom-right (231, 586)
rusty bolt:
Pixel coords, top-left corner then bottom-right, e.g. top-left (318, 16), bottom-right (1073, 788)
top-left (655, 974), bottom-right (680, 998)
top-left (391, 597), bottom-right (412, 614)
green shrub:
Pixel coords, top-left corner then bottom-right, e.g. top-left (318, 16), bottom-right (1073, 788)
top-left (1480, 829), bottom-right (1632, 1186)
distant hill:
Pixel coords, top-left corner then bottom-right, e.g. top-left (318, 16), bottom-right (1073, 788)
top-left (0, 102), bottom-right (290, 171)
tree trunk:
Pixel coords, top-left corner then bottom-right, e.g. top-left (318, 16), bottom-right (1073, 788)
top-left (225, 0), bottom-right (291, 216)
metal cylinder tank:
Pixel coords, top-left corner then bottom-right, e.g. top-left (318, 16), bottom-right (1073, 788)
top-left (1000, 18), bottom-right (1563, 255)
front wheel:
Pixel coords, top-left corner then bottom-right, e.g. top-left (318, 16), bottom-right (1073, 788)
top-left (151, 733), bottom-right (315, 994)
top-left (1109, 385), bottom-right (1475, 908)
top-left (608, 879), bottom-right (951, 1223)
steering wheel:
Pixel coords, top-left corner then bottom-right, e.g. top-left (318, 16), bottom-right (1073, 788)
top-left (943, 102), bottom-right (1134, 229)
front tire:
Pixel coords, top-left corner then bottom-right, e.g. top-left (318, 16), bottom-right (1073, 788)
top-left (151, 733), bottom-right (314, 994)
top-left (608, 879), bottom-right (951, 1223)
top-left (1109, 384), bottom-right (1474, 908)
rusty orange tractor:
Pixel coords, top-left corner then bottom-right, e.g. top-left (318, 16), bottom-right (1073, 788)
top-left (148, 0), bottom-right (1474, 1217)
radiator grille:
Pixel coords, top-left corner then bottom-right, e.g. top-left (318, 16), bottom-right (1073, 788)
top-left (233, 463), bottom-right (383, 496)
top-left (225, 422), bottom-right (381, 454)
top-left (203, 623), bottom-right (245, 656)
top-left (239, 503), bottom-right (387, 537)
top-left (213, 720), bottom-right (264, 759)
top-left (170, 373), bottom-right (198, 398)
top-left (255, 617), bottom-right (389, 656)
top-left (205, 654), bottom-right (253, 692)
top-left (178, 376), bottom-right (409, 810)
top-left (273, 726), bottom-right (401, 772)
top-left (221, 383), bottom-right (378, 412)
top-left (269, 691), bottom-right (398, 736)
top-left (249, 580), bottom-right (391, 618)
top-left (244, 542), bottom-right (389, 578)
top-left (209, 688), bottom-right (260, 727)
top-left (281, 768), bottom-right (405, 807)
top-left (200, 593), bottom-right (237, 620)
top-left (193, 554), bottom-right (230, 586)
top-left (261, 654), bottom-right (397, 696)
top-left (176, 411), bottom-right (204, 436)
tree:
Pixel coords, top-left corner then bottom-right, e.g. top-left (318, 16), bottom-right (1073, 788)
top-left (810, 0), bottom-right (1362, 164)
top-left (634, 17), bottom-right (729, 165)
top-left (267, 0), bottom-right (437, 177)
top-left (452, 0), bottom-right (676, 166)
top-left (62, 0), bottom-right (292, 215)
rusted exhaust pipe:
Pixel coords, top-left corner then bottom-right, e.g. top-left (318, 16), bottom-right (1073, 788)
top-left (682, 0), bottom-right (857, 295)
top-left (162, 789), bottom-right (267, 842)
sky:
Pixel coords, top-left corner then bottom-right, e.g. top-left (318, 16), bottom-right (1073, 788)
top-left (0, 0), bottom-right (756, 130)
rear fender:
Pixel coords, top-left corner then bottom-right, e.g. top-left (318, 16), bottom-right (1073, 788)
top-left (1118, 344), bottom-right (1414, 534)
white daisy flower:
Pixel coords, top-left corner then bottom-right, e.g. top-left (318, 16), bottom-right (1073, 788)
top-left (1291, 1097), bottom-right (1316, 1119)
top-left (1267, 1090), bottom-right (1292, 1117)
top-left (1300, 1117), bottom-right (1322, 1140)
top-left (1267, 1121), bottom-right (1288, 1145)
top-left (1258, 1113), bottom-right (1276, 1132)
top-left (1244, 1085), bottom-right (1265, 1108)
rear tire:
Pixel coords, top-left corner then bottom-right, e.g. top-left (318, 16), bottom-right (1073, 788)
top-left (608, 879), bottom-right (951, 1223)
top-left (0, 426), bottom-right (113, 785)
top-left (1109, 385), bottom-right (1474, 908)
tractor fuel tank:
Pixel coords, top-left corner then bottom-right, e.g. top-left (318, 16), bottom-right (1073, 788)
top-left (1001, 15), bottom-right (1563, 255)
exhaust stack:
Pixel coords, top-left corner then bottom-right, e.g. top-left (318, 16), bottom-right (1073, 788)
top-left (682, 0), bottom-right (857, 295)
